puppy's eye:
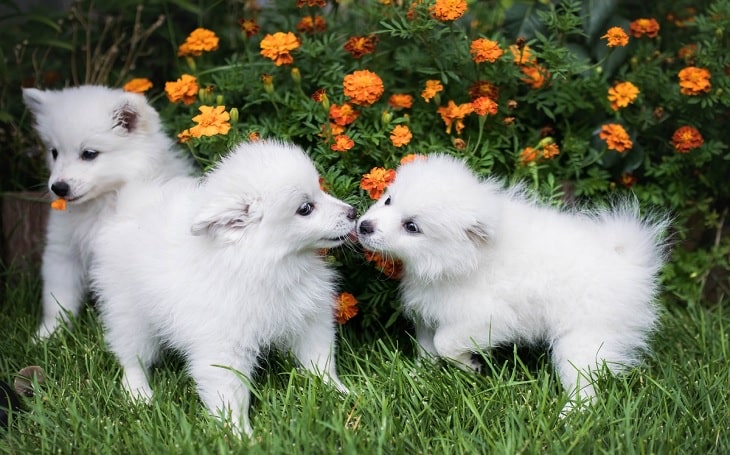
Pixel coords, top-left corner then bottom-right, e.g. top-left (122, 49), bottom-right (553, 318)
top-left (50, 148), bottom-right (58, 160)
top-left (80, 149), bottom-right (99, 161)
top-left (296, 202), bottom-right (314, 216)
top-left (403, 220), bottom-right (420, 233)
top-left (384, 196), bottom-right (391, 206)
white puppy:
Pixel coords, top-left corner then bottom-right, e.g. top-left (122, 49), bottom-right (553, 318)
top-left (90, 140), bottom-right (355, 435)
top-left (22, 85), bottom-right (194, 338)
top-left (357, 154), bottom-right (669, 410)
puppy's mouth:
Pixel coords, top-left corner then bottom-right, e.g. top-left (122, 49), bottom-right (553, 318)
top-left (321, 230), bottom-right (357, 245)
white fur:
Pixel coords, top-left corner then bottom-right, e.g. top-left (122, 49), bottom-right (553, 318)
top-left (22, 85), bottom-right (194, 338)
top-left (90, 140), bottom-right (355, 436)
top-left (357, 154), bottom-right (669, 410)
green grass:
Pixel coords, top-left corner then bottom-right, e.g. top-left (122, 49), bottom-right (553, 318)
top-left (1, 264), bottom-right (728, 454)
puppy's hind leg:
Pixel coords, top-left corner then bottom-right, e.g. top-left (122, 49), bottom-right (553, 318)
top-left (37, 239), bottom-right (86, 339)
top-left (551, 332), bottom-right (606, 415)
top-left (290, 320), bottom-right (349, 394)
top-left (433, 325), bottom-right (488, 373)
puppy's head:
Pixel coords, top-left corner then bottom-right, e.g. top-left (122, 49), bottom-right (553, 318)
top-left (191, 140), bottom-right (356, 251)
top-left (357, 154), bottom-right (499, 280)
top-left (23, 85), bottom-right (174, 205)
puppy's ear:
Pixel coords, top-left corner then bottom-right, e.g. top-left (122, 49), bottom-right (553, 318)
top-left (22, 88), bottom-right (47, 116)
top-left (112, 93), bottom-right (159, 134)
top-left (191, 198), bottom-right (261, 243)
top-left (465, 221), bottom-right (492, 246)
top-left (112, 103), bottom-right (140, 133)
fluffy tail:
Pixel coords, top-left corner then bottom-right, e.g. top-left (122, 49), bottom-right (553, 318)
top-left (596, 198), bottom-right (672, 276)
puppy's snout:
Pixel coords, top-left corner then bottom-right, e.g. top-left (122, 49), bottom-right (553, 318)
top-left (51, 181), bottom-right (70, 198)
top-left (358, 219), bottom-right (375, 235)
top-left (346, 206), bottom-right (357, 221)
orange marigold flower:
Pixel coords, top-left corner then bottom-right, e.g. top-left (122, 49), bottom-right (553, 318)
top-left (520, 64), bottom-right (548, 89)
top-left (429, 0), bottom-right (467, 22)
top-left (260, 32), bottom-right (300, 66)
top-left (344, 35), bottom-right (377, 59)
top-left (400, 153), bottom-right (426, 164)
top-left (328, 123), bottom-right (345, 135)
top-left (437, 100), bottom-right (474, 135)
top-left (297, 0), bottom-right (326, 7)
top-left (361, 167), bottom-right (396, 200)
top-left (472, 96), bottom-right (498, 116)
top-left (608, 81), bottom-right (640, 110)
top-left (123, 78), bottom-right (153, 93)
top-left (296, 15), bottom-right (327, 34)
top-left (671, 126), bottom-right (704, 153)
top-left (390, 125), bottom-right (413, 147)
top-left (388, 94), bottom-right (414, 109)
top-left (541, 142), bottom-right (560, 159)
top-left (239, 18), bottom-right (260, 37)
top-left (599, 123), bottom-right (633, 153)
top-left (470, 38), bottom-right (503, 63)
top-left (329, 103), bottom-right (359, 126)
top-left (468, 80), bottom-right (499, 100)
top-left (677, 44), bottom-right (698, 61)
top-left (678, 66), bottom-right (711, 96)
top-left (421, 80), bottom-right (444, 102)
top-left (189, 105), bottom-right (231, 138)
top-left (620, 173), bottom-right (637, 188)
top-left (165, 74), bottom-right (199, 105)
top-left (177, 129), bottom-right (193, 143)
top-left (519, 147), bottom-right (538, 165)
top-left (331, 134), bottom-right (355, 152)
top-left (364, 251), bottom-right (402, 279)
top-left (177, 28), bottom-right (219, 57)
top-left (509, 44), bottom-right (536, 65)
top-left (312, 88), bottom-right (327, 103)
top-left (629, 18), bottom-right (660, 38)
top-left (50, 198), bottom-right (66, 211)
top-left (343, 70), bottom-right (384, 106)
top-left (601, 27), bottom-right (629, 47)
top-left (335, 292), bottom-right (358, 325)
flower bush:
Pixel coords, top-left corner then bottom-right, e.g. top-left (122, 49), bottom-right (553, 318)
top-left (4, 0), bottom-right (730, 328)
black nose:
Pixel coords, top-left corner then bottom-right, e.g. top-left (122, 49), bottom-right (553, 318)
top-left (358, 219), bottom-right (375, 235)
top-left (346, 206), bottom-right (357, 221)
top-left (51, 181), bottom-right (70, 198)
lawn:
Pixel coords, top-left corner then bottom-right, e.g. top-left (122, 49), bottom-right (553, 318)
top-left (1, 264), bottom-right (728, 454)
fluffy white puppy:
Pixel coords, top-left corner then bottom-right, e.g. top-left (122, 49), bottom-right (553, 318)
top-left (90, 140), bottom-right (355, 435)
top-left (22, 85), bottom-right (194, 338)
top-left (357, 154), bottom-right (669, 410)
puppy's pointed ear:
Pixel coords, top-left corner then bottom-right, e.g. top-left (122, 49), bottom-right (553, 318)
top-left (112, 93), bottom-right (159, 134)
top-left (22, 88), bottom-right (47, 116)
top-left (191, 197), bottom-right (261, 243)
top-left (465, 221), bottom-right (492, 246)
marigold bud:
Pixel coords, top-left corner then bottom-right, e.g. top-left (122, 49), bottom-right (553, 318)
top-left (291, 67), bottom-right (301, 85)
top-left (229, 107), bottom-right (239, 124)
top-left (381, 110), bottom-right (393, 125)
top-left (262, 74), bottom-right (274, 94)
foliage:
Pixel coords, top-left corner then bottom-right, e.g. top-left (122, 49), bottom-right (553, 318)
top-left (2, 0), bottom-right (730, 323)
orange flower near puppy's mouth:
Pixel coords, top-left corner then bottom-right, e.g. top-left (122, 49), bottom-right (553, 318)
top-left (51, 199), bottom-right (67, 211)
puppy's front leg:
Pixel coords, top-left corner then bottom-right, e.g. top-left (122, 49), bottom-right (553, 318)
top-left (37, 234), bottom-right (85, 339)
top-left (291, 321), bottom-right (348, 394)
top-left (188, 346), bottom-right (258, 437)
top-left (414, 318), bottom-right (438, 359)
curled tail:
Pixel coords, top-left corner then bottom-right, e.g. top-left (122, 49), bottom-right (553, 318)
top-left (596, 198), bottom-right (672, 276)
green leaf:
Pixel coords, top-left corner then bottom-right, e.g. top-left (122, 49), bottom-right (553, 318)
top-left (502, 1), bottom-right (549, 40)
